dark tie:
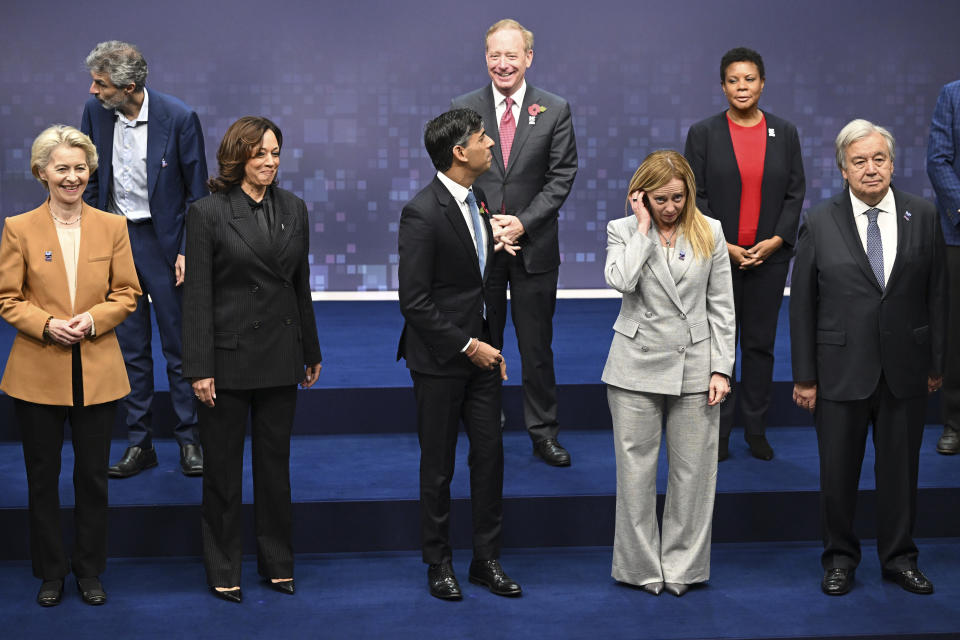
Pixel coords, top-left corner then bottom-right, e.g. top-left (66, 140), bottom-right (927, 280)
top-left (866, 207), bottom-right (884, 290)
top-left (465, 190), bottom-right (486, 275)
top-left (500, 96), bottom-right (516, 168)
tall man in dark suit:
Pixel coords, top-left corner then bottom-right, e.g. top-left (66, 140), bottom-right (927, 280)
top-left (398, 108), bottom-right (521, 600)
top-left (791, 119), bottom-right (946, 596)
top-left (81, 41), bottom-right (208, 477)
top-left (927, 79), bottom-right (960, 455)
top-left (452, 19), bottom-right (578, 466)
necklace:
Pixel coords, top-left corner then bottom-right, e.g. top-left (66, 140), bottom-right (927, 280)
top-left (49, 205), bottom-right (81, 226)
top-left (657, 226), bottom-right (678, 247)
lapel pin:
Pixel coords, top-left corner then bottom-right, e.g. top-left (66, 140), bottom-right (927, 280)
top-left (768, 128), bottom-right (776, 137)
top-left (44, 250), bottom-right (52, 262)
top-left (161, 158), bottom-right (168, 168)
top-left (904, 210), bottom-right (912, 221)
top-left (678, 250), bottom-right (686, 261)
top-left (281, 223), bottom-right (285, 231)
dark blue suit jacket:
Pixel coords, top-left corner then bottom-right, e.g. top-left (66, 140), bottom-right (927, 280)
top-left (81, 89), bottom-right (208, 265)
top-left (927, 79), bottom-right (960, 247)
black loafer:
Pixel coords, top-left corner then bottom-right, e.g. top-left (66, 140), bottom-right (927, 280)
top-left (533, 438), bottom-right (571, 467)
top-left (210, 586), bottom-right (242, 603)
top-left (76, 577), bottom-right (106, 605)
top-left (468, 559), bottom-right (522, 597)
top-left (882, 568), bottom-right (934, 594)
top-left (267, 578), bottom-right (295, 595)
top-left (108, 446), bottom-right (158, 478)
top-left (821, 567), bottom-right (854, 595)
top-left (937, 426), bottom-right (959, 455)
top-left (179, 443), bottom-right (204, 476)
top-left (37, 579), bottom-right (63, 607)
top-left (745, 434), bottom-right (774, 461)
top-left (427, 563), bottom-right (462, 600)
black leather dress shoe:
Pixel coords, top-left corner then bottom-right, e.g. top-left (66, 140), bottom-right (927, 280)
top-left (210, 586), bottom-right (242, 603)
top-left (427, 563), bottom-right (462, 600)
top-left (108, 446), bottom-right (158, 478)
top-left (718, 437), bottom-right (730, 462)
top-left (468, 559), bottom-right (522, 597)
top-left (821, 567), bottom-right (854, 595)
top-left (179, 444), bottom-right (204, 476)
top-left (745, 434), bottom-right (774, 461)
top-left (937, 426), bottom-right (959, 455)
top-left (76, 577), bottom-right (106, 605)
top-left (882, 568), bottom-right (934, 594)
top-left (37, 579), bottom-right (63, 607)
top-left (267, 579), bottom-right (295, 595)
top-left (533, 438), bottom-right (571, 467)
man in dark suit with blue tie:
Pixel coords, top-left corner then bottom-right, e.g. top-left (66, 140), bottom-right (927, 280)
top-left (791, 119), bottom-right (946, 596)
top-left (452, 19), bottom-right (578, 467)
top-left (81, 41), bottom-right (208, 477)
top-left (398, 108), bottom-right (521, 600)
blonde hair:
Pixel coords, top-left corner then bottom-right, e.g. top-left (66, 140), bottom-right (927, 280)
top-left (625, 150), bottom-right (714, 261)
top-left (485, 19), bottom-right (534, 52)
top-left (30, 125), bottom-right (98, 188)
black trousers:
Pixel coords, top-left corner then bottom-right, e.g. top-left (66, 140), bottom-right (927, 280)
top-left (411, 365), bottom-right (503, 565)
top-left (490, 251), bottom-right (559, 440)
top-left (720, 259), bottom-right (789, 438)
top-left (942, 246), bottom-right (960, 431)
top-left (198, 385), bottom-right (297, 587)
top-left (815, 377), bottom-right (925, 572)
top-left (15, 346), bottom-right (115, 580)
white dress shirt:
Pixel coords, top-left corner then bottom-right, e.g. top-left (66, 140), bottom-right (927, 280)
top-left (436, 171), bottom-right (488, 351)
top-left (850, 187), bottom-right (898, 285)
top-left (112, 88), bottom-right (151, 221)
top-left (491, 81), bottom-right (526, 130)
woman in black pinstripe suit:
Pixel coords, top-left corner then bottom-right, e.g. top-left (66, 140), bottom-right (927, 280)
top-left (182, 116), bottom-right (322, 603)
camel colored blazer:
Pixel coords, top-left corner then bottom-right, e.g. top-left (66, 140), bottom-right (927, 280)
top-left (601, 215), bottom-right (735, 396)
top-left (0, 203), bottom-right (141, 405)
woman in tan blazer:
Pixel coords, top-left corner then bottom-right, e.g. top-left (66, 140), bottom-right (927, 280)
top-left (0, 125), bottom-right (140, 607)
top-left (602, 151), bottom-right (735, 597)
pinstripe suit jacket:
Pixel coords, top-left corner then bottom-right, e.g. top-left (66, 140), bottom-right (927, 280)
top-left (601, 215), bottom-right (735, 396)
top-left (182, 185), bottom-right (321, 389)
top-left (927, 79), bottom-right (960, 246)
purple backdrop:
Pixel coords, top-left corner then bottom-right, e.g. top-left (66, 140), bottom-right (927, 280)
top-left (4, 0), bottom-right (959, 290)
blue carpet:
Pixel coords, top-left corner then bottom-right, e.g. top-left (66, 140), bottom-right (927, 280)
top-left (0, 541), bottom-right (958, 639)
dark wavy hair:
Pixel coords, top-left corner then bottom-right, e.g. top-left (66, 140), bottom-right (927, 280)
top-left (208, 116), bottom-right (283, 193)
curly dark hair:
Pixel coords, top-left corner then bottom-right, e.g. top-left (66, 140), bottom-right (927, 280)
top-left (720, 47), bottom-right (765, 82)
top-left (208, 116), bottom-right (283, 193)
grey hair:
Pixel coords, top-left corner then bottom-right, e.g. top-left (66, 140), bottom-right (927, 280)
top-left (835, 118), bottom-right (895, 171)
top-left (85, 41), bottom-right (148, 91)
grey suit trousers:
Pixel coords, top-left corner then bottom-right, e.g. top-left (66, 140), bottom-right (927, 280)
top-left (608, 385), bottom-right (718, 586)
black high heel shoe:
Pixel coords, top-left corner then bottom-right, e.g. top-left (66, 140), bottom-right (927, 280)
top-left (268, 578), bottom-right (295, 595)
top-left (210, 586), bottom-right (242, 603)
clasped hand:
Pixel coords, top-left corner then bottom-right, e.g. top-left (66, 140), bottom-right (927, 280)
top-left (46, 314), bottom-right (93, 346)
top-left (729, 236), bottom-right (783, 270)
top-left (467, 339), bottom-right (508, 381)
top-left (490, 214), bottom-right (523, 256)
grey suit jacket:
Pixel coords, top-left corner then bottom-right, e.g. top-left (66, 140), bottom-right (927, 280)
top-left (451, 84), bottom-right (577, 273)
top-left (601, 215), bottom-right (735, 395)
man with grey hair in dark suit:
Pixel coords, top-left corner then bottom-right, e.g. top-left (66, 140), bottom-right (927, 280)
top-left (791, 119), bottom-right (946, 596)
top-left (452, 18), bottom-right (578, 467)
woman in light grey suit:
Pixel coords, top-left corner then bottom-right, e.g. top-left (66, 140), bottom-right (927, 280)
top-left (602, 150), bottom-right (735, 597)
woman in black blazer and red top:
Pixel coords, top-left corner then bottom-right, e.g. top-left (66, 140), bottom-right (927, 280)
top-left (182, 116), bottom-right (322, 602)
top-left (684, 47), bottom-right (805, 462)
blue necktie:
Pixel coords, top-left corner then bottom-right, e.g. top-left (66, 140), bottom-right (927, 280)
top-left (465, 190), bottom-right (486, 275)
top-left (865, 207), bottom-right (884, 290)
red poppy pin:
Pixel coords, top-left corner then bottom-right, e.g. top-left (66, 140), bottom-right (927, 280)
top-left (527, 103), bottom-right (547, 125)
top-left (479, 201), bottom-right (490, 215)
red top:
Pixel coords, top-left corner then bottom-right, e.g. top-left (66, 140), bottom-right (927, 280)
top-left (728, 114), bottom-right (767, 246)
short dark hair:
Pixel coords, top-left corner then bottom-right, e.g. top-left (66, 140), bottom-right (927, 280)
top-left (720, 47), bottom-right (765, 83)
top-left (208, 116), bottom-right (283, 193)
top-left (424, 108), bottom-right (483, 172)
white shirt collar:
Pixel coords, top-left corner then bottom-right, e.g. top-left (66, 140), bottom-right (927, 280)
top-left (436, 170), bottom-right (471, 205)
top-left (491, 80), bottom-right (526, 109)
top-left (849, 186), bottom-right (895, 217)
top-left (116, 87), bottom-right (149, 126)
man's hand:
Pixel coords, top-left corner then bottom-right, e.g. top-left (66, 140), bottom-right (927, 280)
top-left (175, 254), bottom-right (186, 286)
top-left (467, 339), bottom-right (503, 371)
top-left (46, 318), bottom-right (85, 345)
top-left (192, 377), bottom-right (216, 407)
top-left (302, 363), bottom-right (323, 388)
top-left (490, 216), bottom-right (521, 256)
top-left (491, 214), bottom-right (525, 245)
top-left (793, 381), bottom-right (817, 413)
